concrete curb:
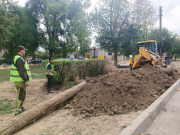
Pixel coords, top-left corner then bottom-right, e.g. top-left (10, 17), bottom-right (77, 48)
top-left (119, 79), bottom-right (180, 135)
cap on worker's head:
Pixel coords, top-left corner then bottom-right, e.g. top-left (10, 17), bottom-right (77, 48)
top-left (17, 46), bottom-right (28, 52)
top-left (49, 57), bottom-right (53, 61)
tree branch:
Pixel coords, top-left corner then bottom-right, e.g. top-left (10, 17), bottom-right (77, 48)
top-left (99, 14), bottom-right (110, 27)
top-left (113, 12), bottom-right (120, 35)
top-left (118, 3), bottom-right (136, 41)
top-left (110, 0), bottom-right (114, 36)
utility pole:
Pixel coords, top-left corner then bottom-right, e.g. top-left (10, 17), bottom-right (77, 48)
top-left (159, 6), bottom-right (162, 56)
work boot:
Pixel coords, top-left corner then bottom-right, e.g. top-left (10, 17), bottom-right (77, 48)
top-left (47, 87), bottom-right (54, 93)
top-left (21, 106), bottom-right (28, 112)
top-left (15, 109), bottom-right (22, 115)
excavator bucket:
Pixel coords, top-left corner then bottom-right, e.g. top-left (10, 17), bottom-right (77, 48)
top-left (156, 65), bottom-right (173, 76)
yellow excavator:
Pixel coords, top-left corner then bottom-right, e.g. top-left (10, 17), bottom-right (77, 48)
top-left (130, 40), bottom-right (173, 75)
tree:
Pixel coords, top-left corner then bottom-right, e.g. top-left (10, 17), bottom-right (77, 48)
top-left (0, 1), bottom-right (17, 48)
top-left (64, 0), bottom-right (91, 57)
top-left (91, 0), bottom-right (158, 65)
top-left (148, 28), bottom-right (180, 59)
top-left (91, 0), bottom-right (133, 65)
top-left (168, 34), bottom-right (180, 60)
top-left (120, 24), bottom-right (140, 56)
top-left (3, 4), bottom-right (40, 59)
top-left (71, 11), bottom-right (91, 57)
top-left (27, 0), bottom-right (90, 58)
top-left (131, 0), bottom-right (158, 40)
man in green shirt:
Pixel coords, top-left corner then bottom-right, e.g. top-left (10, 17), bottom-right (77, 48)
top-left (10, 46), bottom-right (32, 115)
top-left (46, 57), bottom-right (54, 93)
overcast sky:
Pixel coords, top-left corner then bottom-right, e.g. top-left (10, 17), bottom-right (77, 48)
top-left (153, 0), bottom-right (180, 35)
top-left (16, 0), bottom-right (180, 47)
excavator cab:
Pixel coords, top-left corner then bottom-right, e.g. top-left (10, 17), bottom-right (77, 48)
top-left (136, 40), bottom-right (158, 55)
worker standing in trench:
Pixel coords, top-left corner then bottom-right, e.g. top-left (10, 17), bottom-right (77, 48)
top-left (46, 57), bottom-right (55, 93)
top-left (10, 46), bottom-right (32, 115)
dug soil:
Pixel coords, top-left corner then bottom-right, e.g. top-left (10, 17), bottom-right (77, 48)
top-left (0, 76), bottom-right (143, 135)
top-left (68, 61), bottom-right (180, 117)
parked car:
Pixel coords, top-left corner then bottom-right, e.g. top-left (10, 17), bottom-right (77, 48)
top-left (72, 58), bottom-right (79, 61)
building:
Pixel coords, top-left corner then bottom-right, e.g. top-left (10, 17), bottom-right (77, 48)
top-left (87, 48), bottom-right (129, 61)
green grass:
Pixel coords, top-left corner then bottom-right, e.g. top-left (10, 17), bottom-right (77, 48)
top-left (0, 69), bottom-right (10, 82)
top-left (0, 65), bottom-right (46, 82)
top-left (0, 99), bottom-right (15, 115)
top-left (66, 82), bottom-right (79, 88)
top-left (30, 65), bottom-right (46, 79)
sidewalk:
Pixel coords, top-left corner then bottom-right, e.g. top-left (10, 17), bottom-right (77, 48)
top-left (145, 88), bottom-right (180, 135)
top-left (119, 60), bottom-right (129, 66)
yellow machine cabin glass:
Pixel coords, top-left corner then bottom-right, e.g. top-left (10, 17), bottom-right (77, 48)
top-left (137, 41), bottom-right (157, 55)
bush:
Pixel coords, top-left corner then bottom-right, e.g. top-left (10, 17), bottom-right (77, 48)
top-left (43, 59), bottom-right (105, 84)
top-left (85, 53), bottom-right (91, 59)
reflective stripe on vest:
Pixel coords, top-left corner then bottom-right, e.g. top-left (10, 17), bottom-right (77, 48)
top-left (10, 55), bottom-right (32, 82)
top-left (46, 63), bottom-right (54, 76)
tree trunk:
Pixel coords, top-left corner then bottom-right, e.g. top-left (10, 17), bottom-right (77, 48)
top-left (170, 53), bottom-right (174, 59)
top-left (0, 82), bottom-right (87, 135)
top-left (114, 55), bottom-right (117, 66)
top-left (49, 48), bottom-right (53, 57)
top-left (175, 54), bottom-right (176, 61)
top-left (93, 47), bottom-right (96, 59)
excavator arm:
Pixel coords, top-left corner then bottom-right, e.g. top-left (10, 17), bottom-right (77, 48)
top-left (132, 47), bottom-right (156, 69)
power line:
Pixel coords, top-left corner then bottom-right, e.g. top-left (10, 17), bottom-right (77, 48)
top-left (153, 0), bottom-right (161, 10)
top-left (163, 16), bottom-right (178, 30)
top-left (163, 12), bottom-right (180, 28)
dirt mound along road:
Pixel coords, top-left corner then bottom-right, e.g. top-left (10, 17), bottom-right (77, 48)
top-left (105, 60), bottom-right (120, 73)
top-left (68, 64), bottom-right (177, 117)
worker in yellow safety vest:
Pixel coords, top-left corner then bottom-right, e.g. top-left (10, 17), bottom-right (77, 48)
top-left (46, 57), bottom-right (54, 93)
top-left (10, 46), bottom-right (32, 115)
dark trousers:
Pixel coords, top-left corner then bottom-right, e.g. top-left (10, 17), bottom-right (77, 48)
top-left (46, 75), bottom-right (53, 88)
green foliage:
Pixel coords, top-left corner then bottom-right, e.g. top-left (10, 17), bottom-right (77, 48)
top-left (120, 24), bottom-right (141, 56)
top-left (0, 59), bottom-right (12, 65)
top-left (36, 52), bottom-right (49, 60)
top-left (26, 0), bottom-right (90, 58)
top-left (2, 3), bottom-right (40, 59)
top-left (44, 59), bottom-right (105, 84)
top-left (148, 28), bottom-right (180, 57)
top-left (0, 2), bottom-right (18, 47)
top-left (66, 82), bottom-right (79, 88)
top-left (91, 0), bottom-right (157, 65)
top-left (0, 99), bottom-right (15, 115)
top-left (91, 0), bottom-right (131, 65)
top-left (131, 0), bottom-right (158, 40)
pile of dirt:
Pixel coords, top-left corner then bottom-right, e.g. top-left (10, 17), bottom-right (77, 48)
top-left (67, 65), bottom-right (179, 117)
top-left (105, 60), bottom-right (119, 73)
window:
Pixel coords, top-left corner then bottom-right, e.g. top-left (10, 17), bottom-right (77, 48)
top-left (91, 51), bottom-right (94, 56)
top-left (95, 50), bottom-right (99, 56)
top-left (102, 51), bottom-right (106, 55)
top-left (108, 52), bottom-right (112, 55)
